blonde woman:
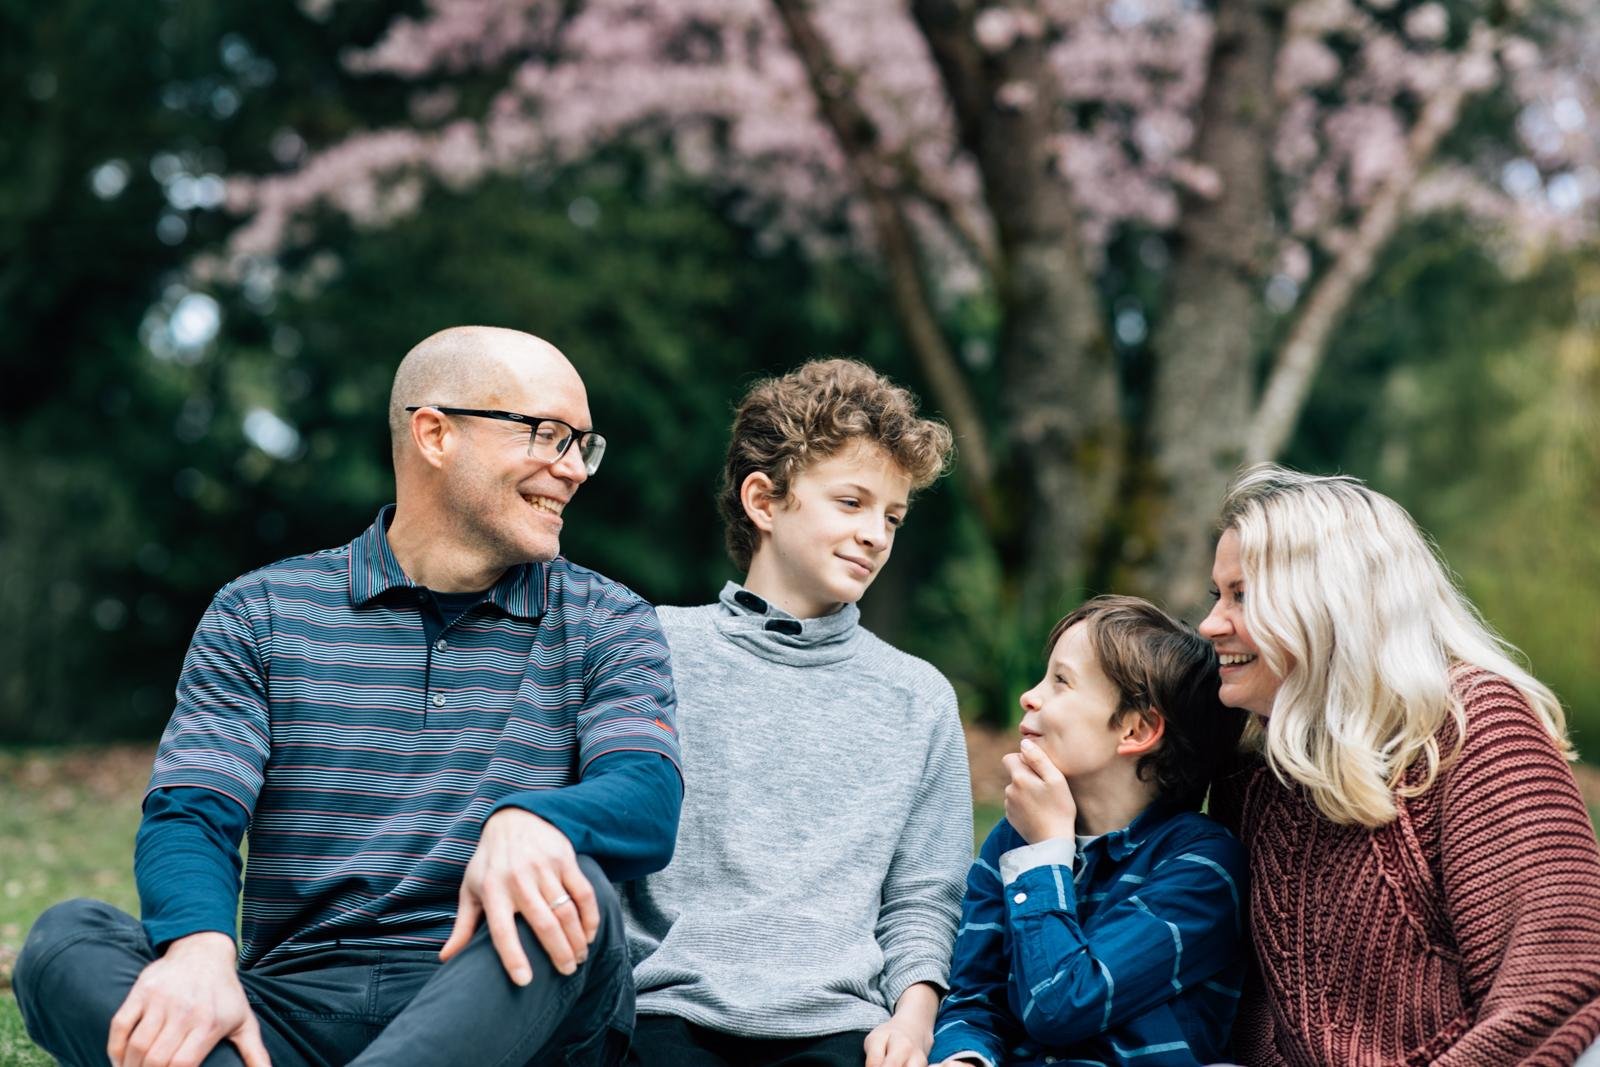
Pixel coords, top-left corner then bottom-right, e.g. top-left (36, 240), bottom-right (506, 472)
top-left (1201, 463), bottom-right (1600, 1066)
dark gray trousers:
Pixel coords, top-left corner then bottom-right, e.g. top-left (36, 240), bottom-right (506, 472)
top-left (13, 857), bottom-right (632, 1067)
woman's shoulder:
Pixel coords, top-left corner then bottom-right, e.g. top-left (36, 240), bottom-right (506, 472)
top-left (1443, 664), bottom-right (1561, 755)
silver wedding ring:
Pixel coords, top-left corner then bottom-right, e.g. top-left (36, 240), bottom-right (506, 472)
top-left (547, 892), bottom-right (572, 910)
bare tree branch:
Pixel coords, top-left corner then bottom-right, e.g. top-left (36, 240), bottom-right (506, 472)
top-left (1245, 24), bottom-right (1503, 463)
top-left (893, 153), bottom-right (999, 277)
top-left (770, 0), bottom-right (997, 519)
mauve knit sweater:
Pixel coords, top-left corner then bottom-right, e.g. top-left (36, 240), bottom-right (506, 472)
top-left (1210, 669), bottom-right (1600, 1066)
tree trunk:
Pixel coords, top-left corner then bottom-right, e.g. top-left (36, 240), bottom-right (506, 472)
top-left (912, 0), bottom-right (1122, 610)
top-left (1139, 0), bottom-right (1283, 619)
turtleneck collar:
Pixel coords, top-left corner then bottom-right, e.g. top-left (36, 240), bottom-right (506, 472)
top-left (713, 581), bottom-right (862, 667)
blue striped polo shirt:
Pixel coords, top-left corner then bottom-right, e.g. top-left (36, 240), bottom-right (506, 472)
top-left (145, 506), bottom-right (682, 968)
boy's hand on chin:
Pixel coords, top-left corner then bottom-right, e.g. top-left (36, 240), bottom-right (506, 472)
top-left (1002, 739), bottom-right (1077, 844)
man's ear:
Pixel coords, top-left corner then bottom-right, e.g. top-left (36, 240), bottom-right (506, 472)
top-left (1117, 708), bottom-right (1165, 758)
top-left (410, 408), bottom-right (454, 470)
top-left (740, 471), bottom-right (780, 533)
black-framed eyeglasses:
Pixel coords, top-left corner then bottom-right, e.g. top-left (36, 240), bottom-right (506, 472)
top-left (406, 406), bottom-right (607, 475)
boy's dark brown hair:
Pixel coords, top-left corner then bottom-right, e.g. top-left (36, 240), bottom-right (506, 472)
top-left (1048, 595), bottom-right (1247, 810)
top-left (719, 358), bottom-right (954, 571)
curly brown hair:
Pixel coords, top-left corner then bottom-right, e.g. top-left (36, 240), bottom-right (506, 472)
top-left (1047, 595), bottom-right (1248, 810)
top-left (719, 358), bottom-right (954, 571)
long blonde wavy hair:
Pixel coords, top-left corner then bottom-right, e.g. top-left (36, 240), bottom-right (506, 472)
top-left (1220, 464), bottom-right (1570, 828)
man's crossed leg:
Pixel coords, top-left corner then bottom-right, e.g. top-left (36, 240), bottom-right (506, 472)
top-left (15, 856), bottom-right (632, 1067)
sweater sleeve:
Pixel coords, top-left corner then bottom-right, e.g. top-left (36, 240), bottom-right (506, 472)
top-left (929, 826), bottom-right (1021, 1067)
top-left (1433, 677), bottom-right (1600, 1067)
top-left (874, 681), bottom-right (972, 1005)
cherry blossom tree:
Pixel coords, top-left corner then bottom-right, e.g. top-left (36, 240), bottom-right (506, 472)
top-left (223, 0), bottom-right (1600, 614)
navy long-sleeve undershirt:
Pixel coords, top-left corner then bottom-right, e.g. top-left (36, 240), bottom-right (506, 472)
top-left (135, 750), bottom-right (681, 952)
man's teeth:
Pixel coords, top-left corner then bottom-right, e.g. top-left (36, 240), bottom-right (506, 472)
top-left (523, 495), bottom-right (562, 515)
top-left (1219, 653), bottom-right (1256, 666)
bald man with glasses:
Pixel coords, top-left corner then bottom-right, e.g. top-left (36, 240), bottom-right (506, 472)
top-left (15, 326), bottom-right (683, 1067)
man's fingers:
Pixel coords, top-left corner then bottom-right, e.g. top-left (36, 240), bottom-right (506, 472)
top-left (230, 1013), bottom-right (273, 1067)
top-left (171, 1023), bottom-right (227, 1067)
top-left (121, 1005), bottom-right (170, 1067)
top-left (439, 890), bottom-right (481, 963)
top-left (511, 874), bottom-right (577, 977)
top-left (484, 888), bottom-right (535, 985)
top-left (107, 987), bottom-right (145, 1063)
top-left (560, 859), bottom-right (600, 944)
top-left (540, 869), bottom-right (589, 967)
top-left (144, 1013), bottom-right (201, 1067)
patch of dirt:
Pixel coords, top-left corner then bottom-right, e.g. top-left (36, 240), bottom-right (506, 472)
top-left (0, 744), bottom-right (155, 806)
top-left (964, 724), bottom-right (1015, 805)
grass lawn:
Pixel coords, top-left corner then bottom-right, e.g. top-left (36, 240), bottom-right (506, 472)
top-left (0, 746), bottom-right (1005, 1063)
top-left (0, 744), bottom-right (1589, 1064)
top-left (1, 746), bottom-right (148, 1065)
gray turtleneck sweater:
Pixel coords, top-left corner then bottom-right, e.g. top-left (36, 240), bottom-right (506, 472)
top-left (622, 583), bottom-right (972, 1038)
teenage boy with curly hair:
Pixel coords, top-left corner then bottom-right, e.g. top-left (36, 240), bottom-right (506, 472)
top-left (623, 359), bottom-right (972, 1067)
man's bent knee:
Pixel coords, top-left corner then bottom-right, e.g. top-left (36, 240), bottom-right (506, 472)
top-left (15, 899), bottom-right (138, 996)
top-left (14, 899), bottom-right (147, 1047)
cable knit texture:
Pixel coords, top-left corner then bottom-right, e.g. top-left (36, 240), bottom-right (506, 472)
top-left (1210, 669), bottom-right (1600, 1066)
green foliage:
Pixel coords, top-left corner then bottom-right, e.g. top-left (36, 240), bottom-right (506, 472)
top-left (4, 0), bottom-right (1598, 742)
top-left (1288, 218), bottom-right (1600, 744)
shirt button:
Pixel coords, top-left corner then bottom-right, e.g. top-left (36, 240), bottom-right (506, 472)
top-left (430, 692), bottom-right (446, 708)
top-left (434, 638), bottom-right (448, 652)
top-left (1045, 1058), bottom-right (1058, 1064)
top-left (1013, 892), bottom-right (1027, 904)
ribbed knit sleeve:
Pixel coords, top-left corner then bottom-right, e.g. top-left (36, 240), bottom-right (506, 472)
top-left (873, 681), bottom-right (971, 1005)
top-left (1433, 674), bottom-right (1600, 1067)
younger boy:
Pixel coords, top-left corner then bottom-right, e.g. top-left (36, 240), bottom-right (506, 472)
top-left (930, 596), bottom-right (1248, 1067)
top-left (624, 359), bottom-right (973, 1067)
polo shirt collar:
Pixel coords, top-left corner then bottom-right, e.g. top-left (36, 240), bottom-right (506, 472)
top-left (348, 505), bottom-right (546, 619)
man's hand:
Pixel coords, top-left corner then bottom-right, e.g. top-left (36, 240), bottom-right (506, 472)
top-left (439, 807), bottom-right (598, 985)
top-left (1002, 739), bottom-right (1077, 845)
top-left (866, 981), bottom-right (938, 1067)
top-left (106, 931), bottom-right (269, 1067)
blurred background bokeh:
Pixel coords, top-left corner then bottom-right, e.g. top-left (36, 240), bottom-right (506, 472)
top-left (3, 0), bottom-right (1600, 751)
top-left (3, 0), bottom-right (1599, 1054)
top-left (3, 0), bottom-right (1597, 744)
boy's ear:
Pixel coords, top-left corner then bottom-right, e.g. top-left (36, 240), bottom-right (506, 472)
top-left (740, 471), bottom-right (780, 533)
top-left (1117, 708), bottom-right (1165, 758)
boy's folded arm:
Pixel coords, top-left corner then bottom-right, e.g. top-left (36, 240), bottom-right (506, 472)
top-left (1007, 832), bottom-right (1246, 1046)
top-left (875, 691), bottom-right (974, 1002)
